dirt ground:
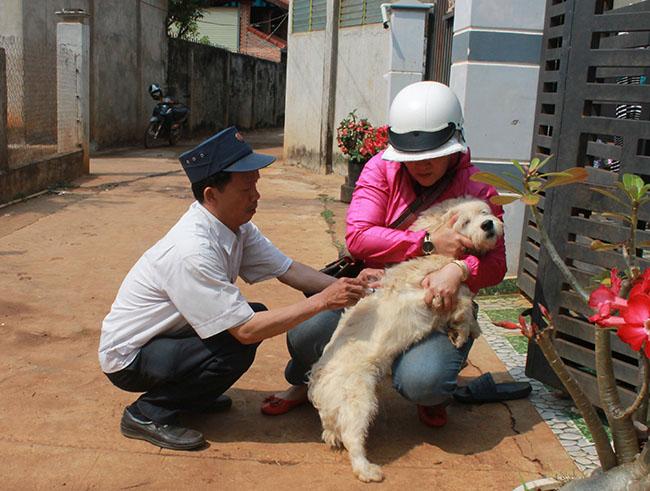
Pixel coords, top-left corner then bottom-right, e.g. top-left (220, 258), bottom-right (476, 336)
top-left (0, 129), bottom-right (577, 490)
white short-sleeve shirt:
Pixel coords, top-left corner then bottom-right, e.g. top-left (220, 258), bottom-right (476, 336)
top-left (98, 202), bottom-right (292, 373)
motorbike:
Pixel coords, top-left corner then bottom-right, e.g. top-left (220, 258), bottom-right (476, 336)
top-left (144, 83), bottom-right (190, 148)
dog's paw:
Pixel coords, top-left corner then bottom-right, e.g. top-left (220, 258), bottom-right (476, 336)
top-left (449, 330), bottom-right (468, 349)
top-left (354, 463), bottom-right (384, 483)
top-left (322, 429), bottom-right (342, 449)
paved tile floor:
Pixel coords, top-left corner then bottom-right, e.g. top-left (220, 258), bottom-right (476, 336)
top-left (477, 294), bottom-right (602, 472)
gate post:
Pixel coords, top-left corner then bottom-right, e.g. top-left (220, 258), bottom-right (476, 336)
top-left (385, 1), bottom-right (434, 109)
top-left (55, 9), bottom-right (90, 172)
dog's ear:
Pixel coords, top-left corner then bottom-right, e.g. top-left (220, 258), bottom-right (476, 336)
top-left (443, 208), bottom-right (463, 231)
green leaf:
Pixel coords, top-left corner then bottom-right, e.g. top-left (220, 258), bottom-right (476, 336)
top-left (512, 160), bottom-right (526, 175)
top-left (621, 174), bottom-right (645, 201)
top-left (542, 167), bottom-right (588, 190)
top-left (490, 194), bottom-right (520, 205)
top-left (591, 240), bottom-right (621, 251)
top-left (599, 212), bottom-right (632, 223)
top-left (503, 171), bottom-right (523, 181)
top-left (521, 194), bottom-right (541, 206)
top-left (470, 172), bottom-right (521, 194)
top-left (530, 155), bottom-right (553, 174)
top-left (528, 181), bottom-right (543, 191)
top-left (590, 187), bottom-right (627, 207)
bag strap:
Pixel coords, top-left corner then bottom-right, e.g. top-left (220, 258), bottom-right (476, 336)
top-left (387, 167), bottom-right (457, 230)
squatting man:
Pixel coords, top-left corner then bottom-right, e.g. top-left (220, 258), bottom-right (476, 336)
top-left (98, 127), bottom-right (383, 450)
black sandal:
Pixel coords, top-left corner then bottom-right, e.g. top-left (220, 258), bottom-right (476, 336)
top-left (453, 372), bottom-right (532, 403)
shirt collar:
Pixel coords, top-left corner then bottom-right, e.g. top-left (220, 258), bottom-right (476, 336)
top-left (192, 201), bottom-right (240, 254)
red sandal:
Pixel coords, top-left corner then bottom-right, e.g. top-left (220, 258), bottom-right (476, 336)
top-left (260, 395), bottom-right (307, 416)
top-left (417, 404), bottom-right (448, 427)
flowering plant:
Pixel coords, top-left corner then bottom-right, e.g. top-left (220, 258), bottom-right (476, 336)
top-left (336, 110), bottom-right (389, 164)
top-left (472, 160), bottom-right (650, 489)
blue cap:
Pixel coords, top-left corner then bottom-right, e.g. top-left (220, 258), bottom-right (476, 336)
top-left (179, 126), bottom-right (276, 184)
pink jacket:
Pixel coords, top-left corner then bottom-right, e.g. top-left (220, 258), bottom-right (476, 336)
top-left (345, 150), bottom-right (507, 293)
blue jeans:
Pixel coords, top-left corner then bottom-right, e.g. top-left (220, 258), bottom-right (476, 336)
top-left (284, 309), bottom-right (474, 406)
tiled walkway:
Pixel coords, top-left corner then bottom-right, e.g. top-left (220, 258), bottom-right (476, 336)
top-left (476, 295), bottom-right (602, 472)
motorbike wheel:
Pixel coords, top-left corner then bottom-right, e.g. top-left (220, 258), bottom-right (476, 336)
top-left (168, 124), bottom-right (182, 146)
top-left (144, 122), bottom-right (160, 149)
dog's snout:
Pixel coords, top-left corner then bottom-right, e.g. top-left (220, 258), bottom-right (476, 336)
top-left (481, 220), bottom-right (494, 232)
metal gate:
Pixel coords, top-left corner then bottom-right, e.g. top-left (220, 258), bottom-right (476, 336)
top-left (522, 0), bottom-right (650, 407)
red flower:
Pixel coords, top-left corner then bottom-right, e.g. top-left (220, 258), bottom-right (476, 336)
top-left (613, 294), bottom-right (650, 357)
top-left (495, 314), bottom-right (539, 339)
top-left (630, 269), bottom-right (650, 298)
top-left (588, 268), bottom-right (627, 325)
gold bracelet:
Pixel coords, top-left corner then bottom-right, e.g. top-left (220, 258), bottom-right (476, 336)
top-left (451, 260), bottom-right (469, 281)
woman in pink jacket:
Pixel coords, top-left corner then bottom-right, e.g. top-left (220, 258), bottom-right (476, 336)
top-left (262, 82), bottom-right (506, 426)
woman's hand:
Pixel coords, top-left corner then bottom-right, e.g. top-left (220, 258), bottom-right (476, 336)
top-left (421, 263), bottom-right (464, 310)
top-left (430, 214), bottom-right (475, 258)
top-left (357, 268), bottom-right (384, 288)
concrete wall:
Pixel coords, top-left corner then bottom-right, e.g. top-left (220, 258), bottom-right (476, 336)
top-left (167, 38), bottom-right (286, 135)
top-left (89, 0), bottom-right (167, 149)
top-left (450, 0), bottom-right (546, 276)
top-left (0, 150), bottom-right (83, 203)
top-left (284, 24), bottom-right (391, 174)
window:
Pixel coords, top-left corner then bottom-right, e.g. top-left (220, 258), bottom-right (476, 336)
top-left (340, 0), bottom-right (384, 27)
top-left (292, 0), bottom-right (385, 33)
top-left (292, 0), bottom-right (326, 33)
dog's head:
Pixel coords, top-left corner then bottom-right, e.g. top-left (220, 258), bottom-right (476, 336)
top-left (412, 197), bottom-right (504, 255)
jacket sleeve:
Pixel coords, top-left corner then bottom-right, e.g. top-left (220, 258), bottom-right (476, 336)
top-left (463, 179), bottom-right (508, 293)
top-left (345, 157), bottom-right (425, 265)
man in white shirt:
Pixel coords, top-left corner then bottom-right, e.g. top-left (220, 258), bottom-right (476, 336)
top-left (99, 127), bottom-right (379, 450)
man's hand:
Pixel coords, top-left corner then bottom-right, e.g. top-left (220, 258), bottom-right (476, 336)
top-left (421, 263), bottom-right (464, 310)
top-left (314, 277), bottom-right (367, 310)
top-left (430, 214), bottom-right (474, 258)
top-left (357, 268), bottom-right (384, 288)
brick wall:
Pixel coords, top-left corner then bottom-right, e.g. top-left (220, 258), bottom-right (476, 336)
top-left (238, 0), bottom-right (283, 63)
top-left (241, 30), bottom-right (282, 62)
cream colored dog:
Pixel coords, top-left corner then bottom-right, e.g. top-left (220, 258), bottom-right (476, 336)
top-left (308, 197), bottom-right (503, 483)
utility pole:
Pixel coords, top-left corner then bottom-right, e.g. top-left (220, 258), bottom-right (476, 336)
top-left (319, 0), bottom-right (340, 174)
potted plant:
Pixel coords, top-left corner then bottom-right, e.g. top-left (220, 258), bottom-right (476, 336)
top-left (472, 160), bottom-right (650, 489)
top-left (337, 110), bottom-right (388, 203)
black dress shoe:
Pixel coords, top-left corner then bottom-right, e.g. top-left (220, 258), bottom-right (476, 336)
top-left (120, 408), bottom-right (205, 451)
top-left (196, 394), bottom-right (233, 413)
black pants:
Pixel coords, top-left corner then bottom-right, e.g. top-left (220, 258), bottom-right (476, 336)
top-left (106, 303), bottom-right (267, 424)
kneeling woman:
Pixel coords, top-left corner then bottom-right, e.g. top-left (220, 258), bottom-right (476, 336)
top-left (262, 81), bottom-right (507, 426)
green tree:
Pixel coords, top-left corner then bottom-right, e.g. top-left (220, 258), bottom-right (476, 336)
top-left (167, 0), bottom-right (205, 40)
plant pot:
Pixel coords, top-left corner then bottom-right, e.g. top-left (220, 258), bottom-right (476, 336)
top-left (340, 159), bottom-right (366, 203)
top-left (512, 477), bottom-right (563, 491)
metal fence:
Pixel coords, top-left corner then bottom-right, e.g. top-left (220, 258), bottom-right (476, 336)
top-left (522, 0), bottom-right (650, 408)
top-left (0, 21), bottom-right (80, 170)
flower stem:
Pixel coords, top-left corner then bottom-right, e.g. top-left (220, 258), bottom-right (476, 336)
top-left (531, 207), bottom-right (589, 302)
top-left (615, 355), bottom-right (650, 420)
top-left (596, 328), bottom-right (640, 463)
top-left (535, 327), bottom-right (617, 470)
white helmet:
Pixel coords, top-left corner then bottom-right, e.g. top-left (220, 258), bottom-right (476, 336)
top-left (383, 81), bottom-right (467, 162)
